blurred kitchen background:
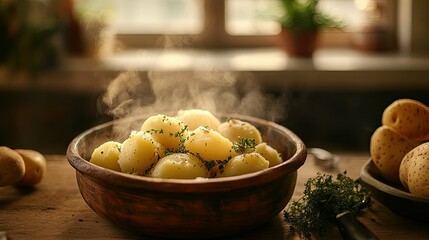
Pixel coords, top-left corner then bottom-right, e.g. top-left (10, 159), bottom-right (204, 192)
top-left (1, 0), bottom-right (428, 154)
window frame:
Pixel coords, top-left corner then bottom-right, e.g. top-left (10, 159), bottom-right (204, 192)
top-left (115, 0), bottom-right (397, 50)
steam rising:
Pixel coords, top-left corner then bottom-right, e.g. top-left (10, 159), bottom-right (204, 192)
top-left (100, 70), bottom-right (286, 124)
top-left (100, 33), bottom-right (286, 122)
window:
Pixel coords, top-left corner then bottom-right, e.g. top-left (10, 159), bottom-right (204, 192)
top-left (75, 0), bottom-right (203, 34)
top-left (114, 0), bottom-right (203, 34)
top-left (75, 0), bottom-right (396, 49)
top-left (225, 0), bottom-right (281, 35)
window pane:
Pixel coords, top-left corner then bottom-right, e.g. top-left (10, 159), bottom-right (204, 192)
top-left (76, 0), bottom-right (203, 34)
top-left (226, 0), bottom-right (282, 35)
top-left (225, 0), bottom-right (369, 36)
top-left (318, 0), bottom-right (368, 30)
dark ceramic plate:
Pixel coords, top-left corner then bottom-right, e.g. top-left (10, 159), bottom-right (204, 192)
top-left (360, 160), bottom-right (429, 222)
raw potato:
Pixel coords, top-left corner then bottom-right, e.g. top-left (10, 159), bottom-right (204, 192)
top-left (370, 125), bottom-right (419, 184)
top-left (118, 131), bottom-right (161, 175)
top-left (184, 126), bottom-right (237, 161)
top-left (218, 119), bottom-right (262, 144)
top-left (0, 146), bottom-right (25, 187)
top-left (218, 152), bottom-right (269, 177)
top-left (90, 141), bottom-right (122, 171)
top-left (382, 98), bottom-right (429, 141)
top-left (255, 142), bottom-right (282, 167)
top-left (15, 149), bottom-right (47, 187)
top-left (141, 114), bottom-right (187, 151)
top-left (176, 109), bottom-right (221, 131)
top-left (399, 142), bottom-right (429, 197)
top-left (399, 153), bottom-right (411, 191)
top-left (150, 153), bottom-right (209, 179)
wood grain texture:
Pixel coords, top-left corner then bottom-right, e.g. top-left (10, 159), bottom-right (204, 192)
top-left (1, 154), bottom-right (429, 239)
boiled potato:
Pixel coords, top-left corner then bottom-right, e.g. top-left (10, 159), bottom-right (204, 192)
top-left (176, 109), bottom-right (221, 131)
top-left (141, 114), bottom-right (188, 151)
top-left (118, 131), bottom-right (161, 175)
top-left (218, 119), bottom-right (262, 145)
top-left (89, 110), bottom-right (284, 179)
top-left (218, 152), bottom-right (269, 177)
top-left (399, 142), bottom-right (429, 197)
top-left (255, 142), bottom-right (282, 167)
top-left (382, 99), bottom-right (429, 141)
top-left (90, 141), bottom-right (122, 171)
top-left (0, 146), bottom-right (25, 187)
top-left (184, 126), bottom-right (236, 161)
top-left (150, 153), bottom-right (209, 179)
top-left (14, 149), bottom-right (47, 187)
top-left (370, 125), bottom-right (419, 184)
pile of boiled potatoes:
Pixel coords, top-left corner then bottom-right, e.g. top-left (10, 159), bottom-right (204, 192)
top-left (0, 147), bottom-right (47, 187)
top-left (90, 109), bottom-right (283, 179)
top-left (370, 99), bottom-right (429, 197)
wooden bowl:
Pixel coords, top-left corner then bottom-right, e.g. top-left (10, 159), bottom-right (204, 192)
top-left (67, 114), bottom-right (307, 239)
top-left (360, 160), bottom-right (429, 222)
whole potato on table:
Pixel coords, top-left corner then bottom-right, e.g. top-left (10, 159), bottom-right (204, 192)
top-left (370, 125), bottom-right (419, 184)
top-left (15, 149), bottom-right (47, 187)
top-left (382, 98), bottom-right (429, 141)
top-left (0, 146), bottom-right (25, 187)
top-left (399, 142), bottom-right (429, 197)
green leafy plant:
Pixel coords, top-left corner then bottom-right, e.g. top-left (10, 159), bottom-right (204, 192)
top-left (284, 171), bottom-right (371, 239)
top-left (0, 0), bottom-right (61, 76)
top-left (279, 0), bottom-right (342, 30)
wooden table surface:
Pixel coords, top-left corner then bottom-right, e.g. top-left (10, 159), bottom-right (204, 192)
top-left (1, 153), bottom-right (428, 240)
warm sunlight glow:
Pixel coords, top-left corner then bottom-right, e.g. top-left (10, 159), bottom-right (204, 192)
top-left (354, 0), bottom-right (376, 12)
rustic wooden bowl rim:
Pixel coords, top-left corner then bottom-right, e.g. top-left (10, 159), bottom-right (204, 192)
top-left (67, 114), bottom-right (307, 193)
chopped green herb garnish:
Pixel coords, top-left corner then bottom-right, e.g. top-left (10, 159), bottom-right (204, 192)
top-left (203, 160), bottom-right (216, 171)
top-left (174, 125), bottom-right (188, 138)
top-left (232, 137), bottom-right (256, 153)
top-left (216, 160), bottom-right (229, 174)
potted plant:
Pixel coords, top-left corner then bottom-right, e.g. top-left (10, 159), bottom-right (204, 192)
top-left (278, 0), bottom-right (342, 57)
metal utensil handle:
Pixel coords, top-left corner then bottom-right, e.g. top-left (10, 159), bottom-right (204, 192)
top-left (336, 211), bottom-right (379, 240)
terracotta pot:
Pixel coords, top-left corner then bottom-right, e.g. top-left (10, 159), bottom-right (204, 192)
top-left (352, 24), bottom-right (389, 52)
top-left (278, 28), bottom-right (319, 57)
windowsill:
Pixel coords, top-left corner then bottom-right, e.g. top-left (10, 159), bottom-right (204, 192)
top-left (65, 47), bottom-right (429, 72)
top-left (1, 47), bottom-right (429, 93)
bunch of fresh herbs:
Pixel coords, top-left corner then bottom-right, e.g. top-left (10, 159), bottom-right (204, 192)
top-left (284, 171), bottom-right (371, 239)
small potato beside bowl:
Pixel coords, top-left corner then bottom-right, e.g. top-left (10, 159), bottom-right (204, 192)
top-left (67, 114), bottom-right (306, 239)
